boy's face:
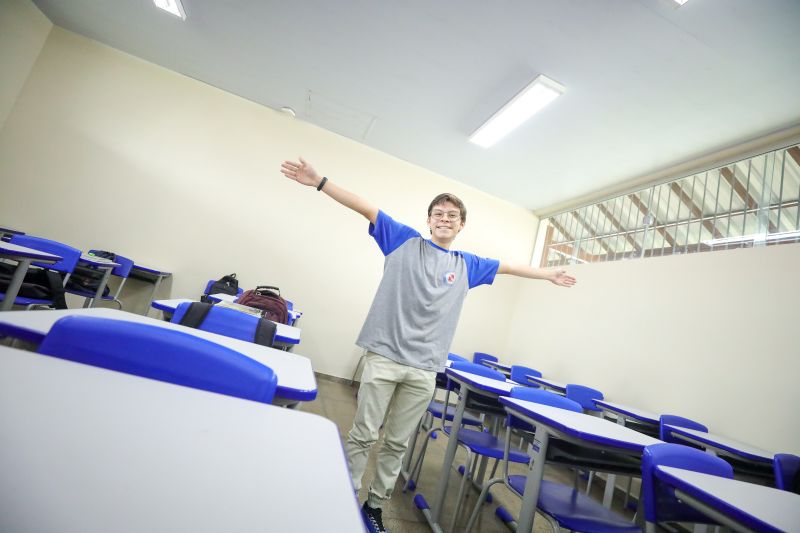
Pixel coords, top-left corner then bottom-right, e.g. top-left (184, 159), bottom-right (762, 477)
top-left (427, 200), bottom-right (465, 245)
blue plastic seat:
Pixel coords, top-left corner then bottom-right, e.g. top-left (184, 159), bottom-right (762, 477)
top-left (65, 251), bottom-right (134, 309)
top-left (774, 453), bottom-right (800, 494)
top-left (565, 384), bottom-right (604, 414)
top-left (38, 315), bottom-right (278, 404)
top-left (473, 351), bottom-right (498, 367)
top-left (1, 235), bottom-right (81, 309)
top-left (659, 414), bottom-right (708, 445)
top-left (465, 387), bottom-right (638, 533)
top-left (509, 364), bottom-right (541, 386)
top-left (170, 301), bottom-right (277, 347)
top-left (641, 442), bottom-right (734, 530)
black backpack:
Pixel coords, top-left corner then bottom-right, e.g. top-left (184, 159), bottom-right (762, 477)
top-left (0, 262), bottom-right (68, 309)
top-left (64, 264), bottom-right (111, 297)
top-left (201, 273), bottom-right (239, 303)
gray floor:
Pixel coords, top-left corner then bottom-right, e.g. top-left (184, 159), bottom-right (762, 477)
top-left (306, 376), bottom-right (638, 533)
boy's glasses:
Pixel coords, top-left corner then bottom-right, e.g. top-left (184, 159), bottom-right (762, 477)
top-left (430, 210), bottom-right (461, 221)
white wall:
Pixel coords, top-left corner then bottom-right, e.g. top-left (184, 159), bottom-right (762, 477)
top-left (504, 243), bottom-right (800, 454)
top-left (0, 26), bottom-right (538, 378)
top-left (0, 0), bottom-right (52, 131)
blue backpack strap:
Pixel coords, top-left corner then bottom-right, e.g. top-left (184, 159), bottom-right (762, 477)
top-left (178, 302), bottom-right (214, 328)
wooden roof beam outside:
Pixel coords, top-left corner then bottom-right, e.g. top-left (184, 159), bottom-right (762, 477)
top-left (720, 167), bottom-right (778, 233)
top-left (670, 182), bottom-right (723, 239)
top-left (628, 193), bottom-right (676, 248)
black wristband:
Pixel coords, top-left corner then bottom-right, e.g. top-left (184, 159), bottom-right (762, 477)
top-left (317, 176), bottom-right (328, 191)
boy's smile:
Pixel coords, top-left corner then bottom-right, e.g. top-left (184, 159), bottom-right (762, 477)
top-left (427, 201), bottom-right (464, 248)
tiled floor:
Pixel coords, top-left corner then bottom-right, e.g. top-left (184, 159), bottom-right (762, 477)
top-left (306, 376), bottom-right (637, 533)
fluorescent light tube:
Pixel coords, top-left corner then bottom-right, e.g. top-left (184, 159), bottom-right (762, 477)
top-left (673, 0), bottom-right (690, 5)
top-left (154, 0), bottom-right (186, 20)
top-left (702, 230), bottom-right (800, 247)
top-left (469, 74), bottom-right (565, 148)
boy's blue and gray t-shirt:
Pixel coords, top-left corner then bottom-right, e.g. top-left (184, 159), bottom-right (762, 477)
top-left (356, 210), bottom-right (500, 372)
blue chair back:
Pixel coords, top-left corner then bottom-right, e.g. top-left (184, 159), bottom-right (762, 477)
top-left (510, 364), bottom-right (541, 386)
top-left (659, 414), bottom-right (708, 443)
top-left (508, 386), bottom-right (581, 431)
top-left (641, 443), bottom-right (733, 526)
top-left (565, 384), bottom-right (604, 413)
top-left (10, 234), bottom-right (81, 273)
top-left (450, 360), bottom-right (505, 381)
top-left (171, 302), bottom-right (275, 346)
top-left (774, 453), bottom-right (800, 494)
top-left (38, 316), bottom-right (278, 404)
top-left (473, 352), bottom-right (498, 366)
top-left (89, 250), bottom-right (134, 278)
top-left (448, 352), bottom-right (469, 363)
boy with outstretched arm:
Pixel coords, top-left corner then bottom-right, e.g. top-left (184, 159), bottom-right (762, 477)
top-left (280, 157), bottom-right (575, 533)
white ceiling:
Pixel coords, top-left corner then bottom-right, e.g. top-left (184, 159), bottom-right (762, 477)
top-left (32, 0), bottom-right (800, 211)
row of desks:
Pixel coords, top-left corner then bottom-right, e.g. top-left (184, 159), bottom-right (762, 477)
top-left (417, 366), bottom-right (799, 532)
top-left (1, 239), bottom-right (171, 314)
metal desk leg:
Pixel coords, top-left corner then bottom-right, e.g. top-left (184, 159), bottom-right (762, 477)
top-left (517, 429), bottom-right (550, 532)
top-left (85, 267), bottom-right (113, 308)
top-left (602, 416), bottom-right (626, 507)
top-left (143, 275), bottom-right (165, 316)
top-left (1, 259), bottom-right (31, 311)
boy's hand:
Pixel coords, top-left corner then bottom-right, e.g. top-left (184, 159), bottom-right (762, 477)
top-left (281, 157), bottom-right (323, 188)
top-left (549, 270), bottom-right (576, 287)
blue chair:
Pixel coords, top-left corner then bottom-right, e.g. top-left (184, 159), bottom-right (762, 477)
top-left (65, 251), bottom-right (134, 309)
top-left (659, 414), bottom-right (708, 446)
top-left (170, 301), bottom-right (277, 347)
top-left (565, 384), bottom-right (604, 414)
top-left (37, 316), bottom-right (278, 404)
top-left (403, 353), bottom-right (482, 490)
top-left (1, 235), bottom-right (81, 309)
top-left (405, 360), bottom-right (509, 498)
top-left (473, 352), bottom-right (498, 367)
top-left (641, 443), bottom-right (734, 531)
top-left (466, 387), bottom-right (638, 533)
top-left (774, 453), bottom-right (800, 494)
top-left (509, 364), bottom-right (541, 386)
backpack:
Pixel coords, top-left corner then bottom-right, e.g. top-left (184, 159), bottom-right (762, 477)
top-left (65, 264), bottom-right (111, 297)
top-left (0, 262), bottom-right (68, 309)
top-left (201, 273), bottom-right (239, 303)
top-left (237, 286), bottom-right (288, 324)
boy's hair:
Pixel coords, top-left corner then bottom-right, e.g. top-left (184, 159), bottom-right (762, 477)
top-left (428, 193), bottom-right (467, 223)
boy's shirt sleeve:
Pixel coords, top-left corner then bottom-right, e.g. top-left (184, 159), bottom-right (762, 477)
top-left (462, 252), bottom-right (501, 289)
top-left (368, 210), bottom-right (420, 256)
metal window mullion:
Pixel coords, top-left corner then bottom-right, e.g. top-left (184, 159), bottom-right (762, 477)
top-left (685, 175), bottom-right (697, 253)
top-left (650, 185), bottom-right (662, 256)
top-left (712, 169), bottom-right (722, 238)
top-left (725, 169), bottom-right (735, 245)
top-left (757, 155), bottom-right (772, 243)
top-left (623, 193), bottom-right (635, 258)
top-left (663, 185), bottom-right (674, 256)
top-left (612, 196), bottom-right (623, 261)
top-left (697, 172), bottom-right (709, 253)
top-left (742, 160), bottom-right (752, 236)
top-left (776, 149), bottom-right (786, 231)
top-left (600, 201), bottom-right (612, 261)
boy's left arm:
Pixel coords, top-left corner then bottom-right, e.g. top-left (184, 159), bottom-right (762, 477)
top-left (497, 263), bottom-right (576, 287)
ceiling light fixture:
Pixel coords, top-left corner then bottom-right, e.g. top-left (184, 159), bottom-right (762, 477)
top-left (154, 0), bottom-right (186, 20)
top-left (673, 0), bottom-right (690, 5)
top-left (469, 74), bottom-right (565, 148)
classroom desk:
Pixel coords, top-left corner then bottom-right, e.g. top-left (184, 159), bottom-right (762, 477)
top-left (129, 263), bottom-right (172, 315)
top-left (481, 359), bottom-right (512, 376)
top-left (0, 345), bottom-right (364, 533)
top-left (151, 298), bottom-right (301, 346)
top-left (500, 397), bottom-right (662, 532)
top-left (74, 253), bottom-right (121, 307)
top-left (663, 425), bottom-right (775, 480)
top-left (0, 225), bottom-right (24, 240)
top-left (0, 308), bottom-right (317, 405)
top-left (593, 399), bottom-right (661, 507)
top-left (209, 292), bottom-right (304, 324)
top-left (526, 374), bottom-right (567, 394)
top-left (0, 242), bottom-right (61, 311)
top-left (419, 368), bottom-right (517, 533)
top-left (654, 466), bottom-right (800, 533)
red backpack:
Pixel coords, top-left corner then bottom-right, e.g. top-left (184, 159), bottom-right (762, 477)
top-left (236, 286), bottom-right (289, 324)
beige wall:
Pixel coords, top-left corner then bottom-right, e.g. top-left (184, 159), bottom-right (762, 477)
top-left (504, 243), bottom-right (800, 454)
top-left (0, 0), bottom-right (52, 131)
top-left (0, 27), bottom-right (537, 378)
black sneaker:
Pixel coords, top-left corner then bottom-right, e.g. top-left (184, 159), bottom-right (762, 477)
top-left (361, 502), bottom-right (388, 533)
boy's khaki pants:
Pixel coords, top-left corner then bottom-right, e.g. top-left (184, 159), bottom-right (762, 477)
top-left (344, 352), bottom-right (436, 509)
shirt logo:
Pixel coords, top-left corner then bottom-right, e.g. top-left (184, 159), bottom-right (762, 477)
top-left (444, 271), bottom-right (456, 285)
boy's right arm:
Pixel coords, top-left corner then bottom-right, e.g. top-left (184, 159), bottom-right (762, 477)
top-left (281, 158), bottom-right (379, 224)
